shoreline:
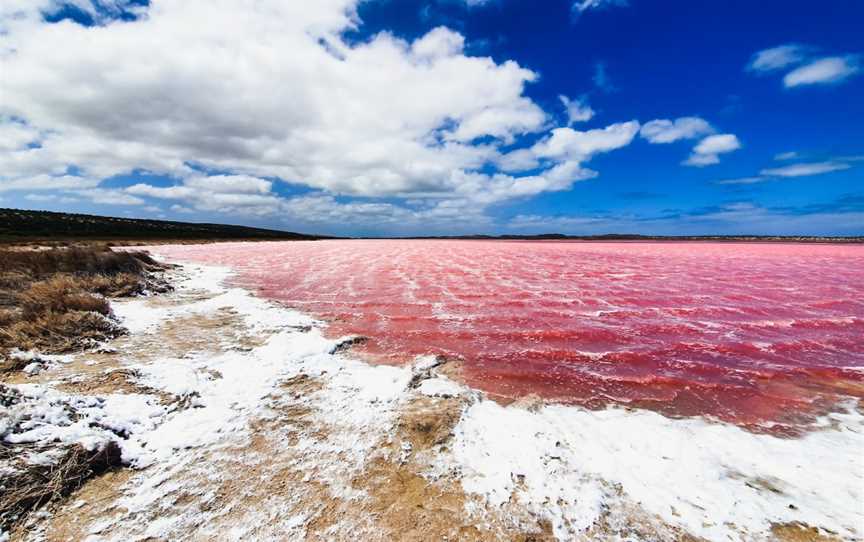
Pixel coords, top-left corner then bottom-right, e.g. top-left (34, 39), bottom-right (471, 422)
top-left (1, 257), bottom-right (861, 541)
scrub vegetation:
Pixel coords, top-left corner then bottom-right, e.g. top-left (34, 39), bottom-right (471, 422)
top-left (0, 246), bottom-right (168, 369)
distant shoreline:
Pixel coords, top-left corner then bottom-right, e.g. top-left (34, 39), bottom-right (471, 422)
top-left (2, 208), bottom-right (862, 244)
top-left (390, 235), bottom-right (864, 244)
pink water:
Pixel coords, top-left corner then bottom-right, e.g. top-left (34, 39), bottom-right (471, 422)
top-left (154, 240), bottom-right (864, 433)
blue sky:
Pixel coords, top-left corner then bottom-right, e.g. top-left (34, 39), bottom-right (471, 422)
top-left (0, 0), bottom-right (862, 236)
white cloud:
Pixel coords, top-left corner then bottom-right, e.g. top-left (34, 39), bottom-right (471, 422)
top-left (714, 176), bottom-right (766, 185)
top-left (0, 174), bottom-right (100, 193)
top-left (774, 151), bottom-right (798, 161)
top-left (532, 121), bottom-right (640, 161)
top-left (783, 56), bottom-right (860, 87)
top-left (0, 5), bottom-right (551, 200)
top-left (496, 149), bottom-right (539, 173)
top-left (0, 119), bottom-right (40, 151)
top-left (559, 95), bottom-right (595, 124)
top-left (411, 26), bottom-right (466, 59)
top-left (508, 201), bottom-right (864, 236)
top-left (0, 0), bottom-right (645, 227)
top-left (747, 44), bottom-right (808, 73)
top-left (747, 44), bottom-right (860, 89)
top-left (508, 213), bottom-right (613, 231)
top-left (760, 161), bottom-right (851, 177)
top-left (683, 134), bottom-right (741, 167)
top-left (77, 188), bottom-right (145, 206)
top-left (24, 193), bottom-right (79, 203)
top-left (183, 175), bottom-right (273, 194)
top-left (572, 0), bottom-right (628, 14)
top-left (640, 117), bottom-right (714, 144)
top-left (716, 158), bottom-right (856, 185)
top-left (170, 204), bottom-right (194, 214)
top-left (592, 62), bottom-right (616, 92)
top-left (126, 174), bottom-right (285, 215)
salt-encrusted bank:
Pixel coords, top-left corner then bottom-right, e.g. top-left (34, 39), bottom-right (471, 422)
top-left (450, 397), bottom-right (863, 540)
top-left (2, 258), bottom-right (861, 541)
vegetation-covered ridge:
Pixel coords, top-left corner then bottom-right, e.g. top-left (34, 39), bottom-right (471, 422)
top-left (0, 208), bottom-right (330, 243)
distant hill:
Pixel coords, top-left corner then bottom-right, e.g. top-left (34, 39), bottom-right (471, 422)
top-left (0, 208), bottom-right (329, 242)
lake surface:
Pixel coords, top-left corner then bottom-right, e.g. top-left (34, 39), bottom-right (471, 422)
top-left (155, 240), bottom-right (864, 433)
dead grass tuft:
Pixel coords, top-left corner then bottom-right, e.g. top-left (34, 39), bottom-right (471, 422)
top-left (0, 441), bottom-right (123, 532)
top-left (0, 246), bottom-right (158, 279)
top-left (0, 353), bottom-right (34, 375)
top-left (0, 247), bottom-right (169, 365)
top-left (771, 523), bottom-right (842, 542)
top-left (79, 272), bottom-right (151, 297)
top-left (3, 310), bottom-right (124, 354)
top-left (19, 277), bottom-right (111, 319)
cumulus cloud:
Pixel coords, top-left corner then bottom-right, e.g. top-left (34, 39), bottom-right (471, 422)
top-left (531, 121), bottom-right (640, 161)
top-left (411, 26), bottom-right (466, 59)
top-left (559, 95), bottom-right (595, 124)
top-left (126, 175), bottom-right (285, 215)
top-left (683, 134), bottom-right (741, 167)
top-left (75, 188), bottom-right (145, 206)
top-left (0, 11), bottom-right (545, 197)
top-left (783, 56), bottom-right (860, 87)
top-left (120, 121), bottom-right (641, 223)
top-left (639, 117), bottom-right (714, 144)
top-left (24, 193), bottom-right (79, 204)
top-left (0, 0), bottom-right (147, 28)
top-left (638, 117), bottom-right (736, 167)
top-left (747, 44), bottom-right (809, 73)
top-left (495, 149), bottom-right (540, 173)
top-left (184, 175), bottom-right (273, 194)
top-left (0, 8), bottom-right (513, 181)
top-left (0, 119), bottom-right (40, 151)
top-left (0, 174), bottom-right (100, 193)
top-left (0, 0), bottom-right (646, 228)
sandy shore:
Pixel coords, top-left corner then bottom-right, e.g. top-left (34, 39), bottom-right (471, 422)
top-left (1, 260), bottom-right (861, 541)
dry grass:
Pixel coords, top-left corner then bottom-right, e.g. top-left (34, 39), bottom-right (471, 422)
top-left (771, 523), bottom-right (843, 542)
top-left (18, 277), bottom-right (111, 318)
top-left (0, 247), bottom-right (169, 367)
top-left (2, 310), bottom-right (124, 356)
top-left (0, 440), bottom-right (123, 532)
top-left (0, 249), bottom-right (166, 530)
top-left (0, 246), bottom-right (159, 279)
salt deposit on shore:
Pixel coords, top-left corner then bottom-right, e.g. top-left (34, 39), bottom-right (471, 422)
top-left (2, 258), bottom-right (861, 541)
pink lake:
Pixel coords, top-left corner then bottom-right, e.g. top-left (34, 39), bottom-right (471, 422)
top-left (153, 240), bottom-right (864, 433)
